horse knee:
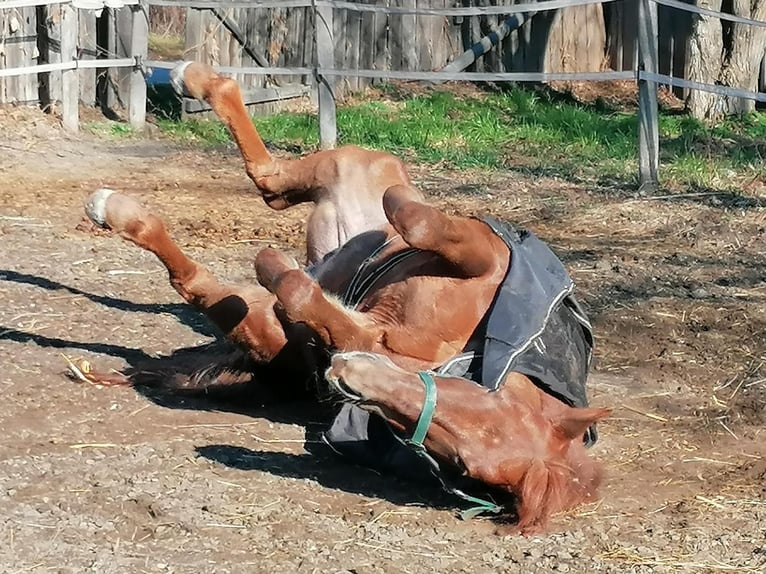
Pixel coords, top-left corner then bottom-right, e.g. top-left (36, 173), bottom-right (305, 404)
top-left (382, 188), bottom-right (441, 248)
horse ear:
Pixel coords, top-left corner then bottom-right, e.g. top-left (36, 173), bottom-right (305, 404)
top-left (554, 407), bottom-right (611, 441)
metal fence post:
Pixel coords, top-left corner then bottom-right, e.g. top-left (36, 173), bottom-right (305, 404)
top-left (60, 3), bottom-right (79, 131)
top-left (129, 1), bottom-right (149, 130)
top-left (637, 0), bottom-right (659, 191)
top-left (315, 2), bottom-right (337, 149)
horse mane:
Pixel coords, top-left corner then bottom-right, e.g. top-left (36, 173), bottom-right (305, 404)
top-left (512, 442), bottom-right (604, 534)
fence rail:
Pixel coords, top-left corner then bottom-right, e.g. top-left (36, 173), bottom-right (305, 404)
top-left (0, 58), bottom-right (136, 79)
top-left (2, 0), bottom-right (766, 187)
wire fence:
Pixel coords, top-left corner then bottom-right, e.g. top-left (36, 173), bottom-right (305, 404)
top-left (2, 0), bottom-right (766, 187)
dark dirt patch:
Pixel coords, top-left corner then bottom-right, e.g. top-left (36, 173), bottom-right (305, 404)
top-left (0, 107), bottom-right (764, 573)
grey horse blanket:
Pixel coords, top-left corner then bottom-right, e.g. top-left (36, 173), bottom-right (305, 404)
top-left (322, 217), bottom-right (596, 478)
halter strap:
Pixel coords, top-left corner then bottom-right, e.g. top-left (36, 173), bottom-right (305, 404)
top-left (408, 372), bottom-right (438, 448)
top-left (406, 371), bottom-right (503, 520)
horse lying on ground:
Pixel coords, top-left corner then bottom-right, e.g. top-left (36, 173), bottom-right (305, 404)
top-left (78, 62), bottom-right (608, 534)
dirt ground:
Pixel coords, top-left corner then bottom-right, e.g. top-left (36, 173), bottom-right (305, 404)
top-left (0, 107), bottom-right (764, 574)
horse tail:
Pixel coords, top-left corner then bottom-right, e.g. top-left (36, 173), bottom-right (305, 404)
top-left (82, 342), bottom-right (267, 401)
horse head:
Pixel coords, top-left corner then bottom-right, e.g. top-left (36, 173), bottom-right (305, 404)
top-left (325, 351), bottom-right (610, 534)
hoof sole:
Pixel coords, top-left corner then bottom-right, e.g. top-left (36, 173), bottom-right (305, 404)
top-left (170, 61), bottom-right (194, 97)
top-left (85, 188), bottom-right (116, 228)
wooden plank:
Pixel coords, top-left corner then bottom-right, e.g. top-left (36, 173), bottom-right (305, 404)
top-left (210, 7), bottom-right (270, 68)
top-left (481, 4), bottom-right (501, 73)
top-left (401, 0), bottom-right (418, 71)
top-left (36, 4), bottom-right (57, 108)
top-left (637, 0), bottom-right (659, 190)
top-left (107, 7), bottom-right (133, 111)
top-left (0, 6), bottom-right (38, 104)
top-left (129, 2), bottom-right (148, 129)
top-left (622, 0), bottom-right (638, 71)
top-left (605, 0), bottom-right (623, 70)
top-left (419, 0), bottom-right (448, 72)
top-left (332, 1), bottom-right (346, 93)
top-left (302, 5), bottom-right (315, 86)
top-left (183, 83), bottom-right (309, 113)
top-left (358, 0), bottom-right (375, 89)
top-left (183, 7), bottom-right (203, 61)
top-left (468, 2), bottom-right (482, 71)
top-left (671, 8), bottom-right (692, 98)
top-left (268, 5), bottom-right (288, 85)
top-left (284, 6), bottom-right (306, 85)
top-left (315, 2), bottom-right (336, 148)
top-left (60, 3), bottom-right (78, 130)
top-left (390, 0), bottom-right (404, 72)
top-left (344, 3), bottom-right (362, 92)
top-left (247, 6), bottom-right (271, 90)
top-left (372, 0), bottom-right (390, 82)
top-left (79, 9), bottom-right (97, 105)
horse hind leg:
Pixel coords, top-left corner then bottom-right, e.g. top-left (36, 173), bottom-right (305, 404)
top-left (382, 185), bottom-right (509, 278)
top-left (85, 189), bottom-right (288, 363)
top-left (170, 62), bottom-right (277, 183)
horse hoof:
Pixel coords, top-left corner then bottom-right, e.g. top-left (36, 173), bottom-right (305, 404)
top-left (169, 61), bottom-right (194, 97)
top-left (272, 269), bottom-right (319, 317)
top-left (85, 190), bottom-right (150, 233)
top-left (255, 248), bottom-right (299, 291)
top-left (85, 188), bottom-right (116, 228)
top-left (170, 61), bottom-right (217, 100)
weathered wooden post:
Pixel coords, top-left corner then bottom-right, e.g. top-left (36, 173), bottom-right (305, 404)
top-left (129, 1), bottom-right (149, 130)
top-left (637, 0), bottom-right (659, 190)
top-left (315, 2), bottom-right (337, 149)
top-left (60, 3), bottom-right (79, 131)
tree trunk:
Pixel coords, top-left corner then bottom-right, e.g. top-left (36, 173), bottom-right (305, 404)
top-left (687, 0), bottom-right (766, 120)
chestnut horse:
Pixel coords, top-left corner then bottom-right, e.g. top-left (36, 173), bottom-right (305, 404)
top-left (79, 62), bottom-right (607, 532)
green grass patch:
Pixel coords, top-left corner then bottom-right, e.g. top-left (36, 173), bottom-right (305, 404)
top-left (153, 86), bottom-right (766, 190)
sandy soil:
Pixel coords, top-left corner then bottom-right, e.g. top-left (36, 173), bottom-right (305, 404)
top-left (0, 107), bottom-right (764, 574)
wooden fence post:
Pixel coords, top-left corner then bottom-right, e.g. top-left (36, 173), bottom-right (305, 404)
top-left (129, 1), bottom-right (149, 130)
top-left (637, 0), bottom-right (659, 190)
top-left (315, 2), bottom-right (337, 149)
top-left (60, 3), bottom-right (79, 131)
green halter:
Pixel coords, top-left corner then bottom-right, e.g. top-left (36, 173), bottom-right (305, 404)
top-left (407, 372), bottom-right (438, 448)
top-left (408, 372), bottom-right (503, 520)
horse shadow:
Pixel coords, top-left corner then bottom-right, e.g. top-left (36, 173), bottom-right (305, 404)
top-left (0, 270), bottom-right (460, 510)
top-left (0, 269), bottom-right (216, 338)
top-left (196, 444), bottom-right (457, 511)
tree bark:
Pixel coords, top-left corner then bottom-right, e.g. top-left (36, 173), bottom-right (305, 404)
top-left (686, 0), bottom-right (766, 120)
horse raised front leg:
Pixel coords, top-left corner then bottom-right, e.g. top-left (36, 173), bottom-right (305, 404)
top-left (85, 189), bottom-right (288, 363)
top-left (383, 185), bottom-right (510, 279)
